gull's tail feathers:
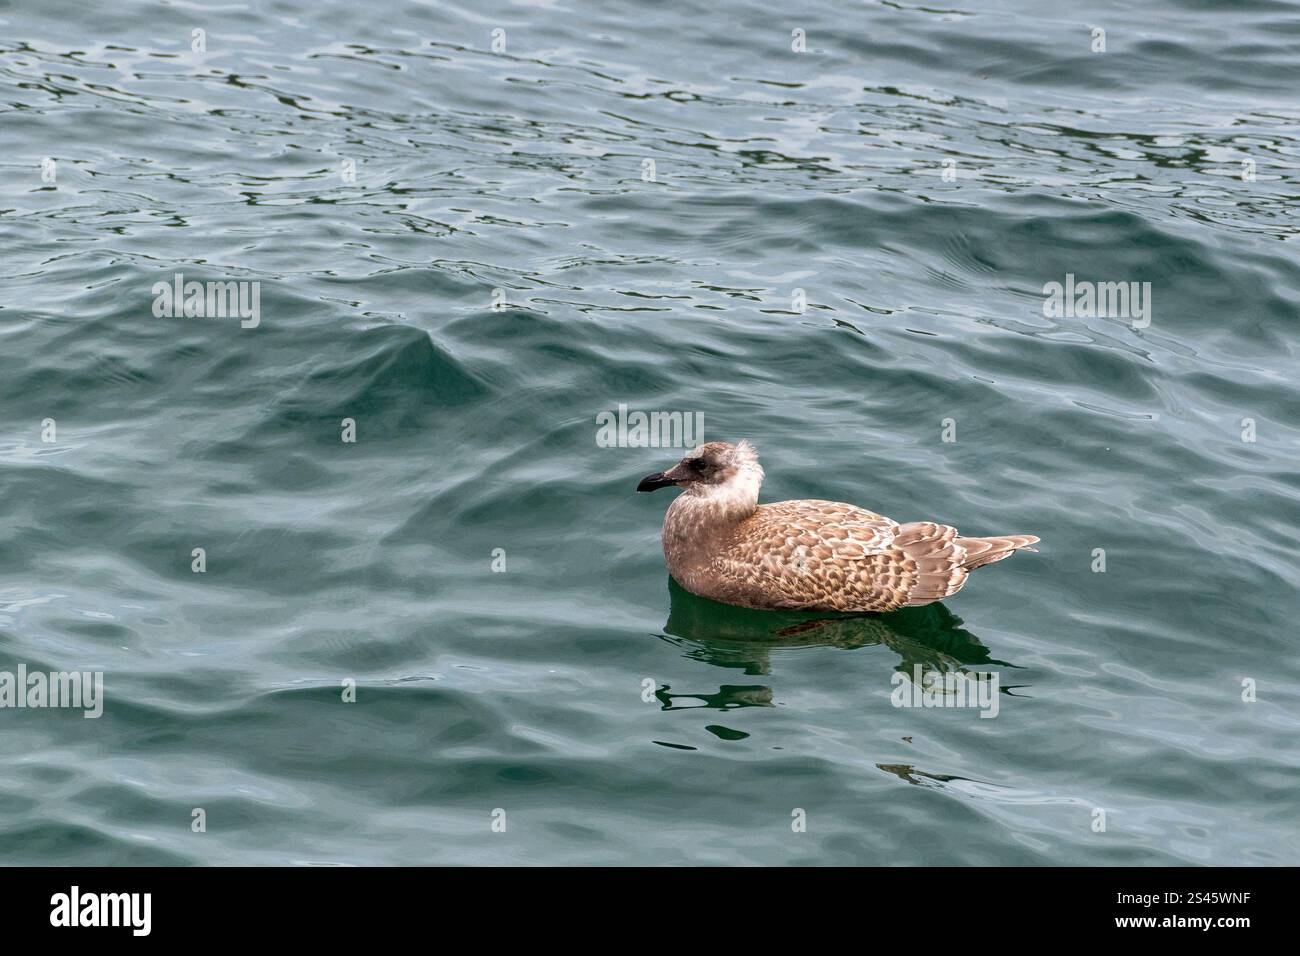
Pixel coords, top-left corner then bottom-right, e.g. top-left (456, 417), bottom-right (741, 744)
top-left (956, 534), bottom-right (1040, 570)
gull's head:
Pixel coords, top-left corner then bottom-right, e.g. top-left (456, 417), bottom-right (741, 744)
top-left (636, 440), bottom-right (763, 501)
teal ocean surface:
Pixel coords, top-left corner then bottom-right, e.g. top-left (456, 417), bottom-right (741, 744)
top-left (1, 1), bottom-right (1298, 865)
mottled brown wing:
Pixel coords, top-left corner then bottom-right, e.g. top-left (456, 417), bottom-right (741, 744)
top-left (720, 500), bottom-right (918, 612)
top-left (892, 521), bottom-right (969, 607)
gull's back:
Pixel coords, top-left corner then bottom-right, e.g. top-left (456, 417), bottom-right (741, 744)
top-left (672, 497), bottom-right (1037, 612)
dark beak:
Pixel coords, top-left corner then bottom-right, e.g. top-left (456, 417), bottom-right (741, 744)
top-left (637, 471), bottom-right (678, 493)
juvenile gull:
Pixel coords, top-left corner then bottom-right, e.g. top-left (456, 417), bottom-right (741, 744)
top-left (637, 441), bottom-right (1039, 612)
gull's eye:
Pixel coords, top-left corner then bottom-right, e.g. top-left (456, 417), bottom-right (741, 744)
top-left (687, 458), bottom-right (706, 472)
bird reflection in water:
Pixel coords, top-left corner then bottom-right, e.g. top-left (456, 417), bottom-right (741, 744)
top-left (655, 578), bottom-right (1018, 713)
